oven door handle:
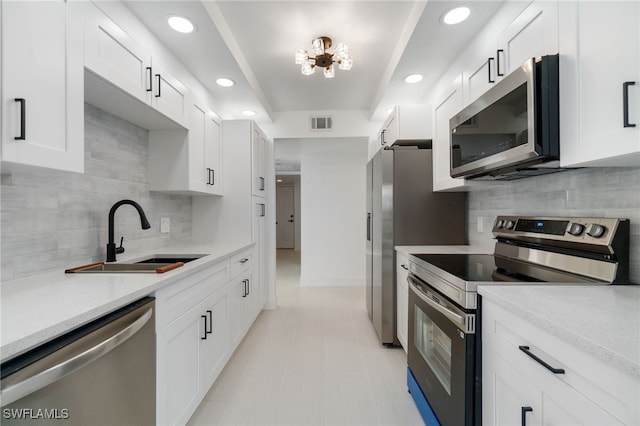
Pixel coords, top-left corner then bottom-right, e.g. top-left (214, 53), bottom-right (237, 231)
top-left (408, 275), bottom-right (466, 328)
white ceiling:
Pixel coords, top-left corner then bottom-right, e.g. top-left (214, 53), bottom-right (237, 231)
top-left (123, 0), bottom-right (505, 124)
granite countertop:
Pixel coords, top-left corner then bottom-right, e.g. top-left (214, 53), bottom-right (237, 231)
top-left (478, 285), bottom-right (640, 377)
top-left (0, 241), bottom-right (253, 362)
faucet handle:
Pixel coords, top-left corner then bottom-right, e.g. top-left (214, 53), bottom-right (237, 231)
top-left (116, 236), bottom-right (125, 254)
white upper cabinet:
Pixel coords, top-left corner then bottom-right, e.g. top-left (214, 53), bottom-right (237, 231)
top-left (148, 97), bottom-right (223, 196)
top-left (252, 124), bottom-right (268, 197)
top-left (497, 1), bottom-right (559, 77)
top-left (559, 1), bottom-right (640, 167)
top-left (1, 0), bottom-right (84, 173)
top-left (378, 105), bottom-right (432, 147)
top-left (84, 3), bottom-right (190, 129)
top-left (432, 75), bottom-right (468, 192)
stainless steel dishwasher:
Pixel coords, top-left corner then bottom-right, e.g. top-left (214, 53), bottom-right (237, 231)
top-left (1, 297), bottom-right (155, 425)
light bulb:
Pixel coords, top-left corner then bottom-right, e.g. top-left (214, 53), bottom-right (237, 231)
top-left (324, 64), bottom-right (335, 79)
top-left (301, 61), bottom-right (315, 76)
top-left (295, 49), bottom-right (308, 65)
top-left (443, 7), bottom-right (471, 25)
top-left (167, 16), bottom-right (195, 33)
top-left (338, 57), bottom-right (353, 71)
top-left (311, 38), bottom-right (325, 56)
top-left (334, 42), bottom-right (349, 60)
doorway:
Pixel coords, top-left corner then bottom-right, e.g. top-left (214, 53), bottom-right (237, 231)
top-left (276, 185), bottom-right (295, 249)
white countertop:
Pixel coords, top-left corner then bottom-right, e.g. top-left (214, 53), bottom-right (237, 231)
top-left (479, 285), bottom-right (640, 377)
top-left (1, 241), bottom-right (253, 362)
top-left (395, 245), bottom-right (493, 255)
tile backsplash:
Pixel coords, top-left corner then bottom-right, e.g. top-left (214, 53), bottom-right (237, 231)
top-left (467, 167), bottom-right (640, 283)
top-left (0, 104), bottom-right (192, 281)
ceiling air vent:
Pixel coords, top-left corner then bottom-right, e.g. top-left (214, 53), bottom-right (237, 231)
top-left (310, 116), bottom-right (333, 131)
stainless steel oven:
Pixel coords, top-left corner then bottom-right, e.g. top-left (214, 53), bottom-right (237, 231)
top-left (407, 273), bottom-right (477, 426)
top-left (406, 215), bottom-right (630, 426)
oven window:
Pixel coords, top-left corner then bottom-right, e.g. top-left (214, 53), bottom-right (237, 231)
top-left (414, 306), bottom-right (452, 395)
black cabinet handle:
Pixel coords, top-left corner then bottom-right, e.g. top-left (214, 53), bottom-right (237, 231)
top-left (259, 177), bottom-right (265, 191)
top-left (146, 67), bottom-right (153, 92)
top-left (155, 74), bottom-right (161, 98)
top-left (518, 345), bottom-right (565, 374)
top-left (201, 315), bottom-right (208, 340)
top-left (260, 203), bottom-right (266, 217)
top-left (623, 81), bottom-right (636, 128)
top-left (242, 279), bottom-right (248, 297)
top-left (206, 310), bottom-right (213, 334)
top-left (488, 57), bottom-right (495, 83)
top-left (240, 258), bottom-right (249, 264)
top-left (380, 129), bottom-right (386, 145)
top-left (366, 213), bottom-right (371, 241)
top-left (521, 406), bottom-right (533, 426)
top-left (497, 49), bottom-right (504, 77)
top-left (401, 264), bottom-right (409, 271)
top-left (206, 168), bottom-right (214, 185)
top-left (14, 98), bottom-right (26, 140)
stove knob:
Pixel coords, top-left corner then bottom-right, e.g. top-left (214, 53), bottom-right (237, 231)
top-left (567, 223), bottom-right (585, 236)
top-left (504, 220), bottom-right (515, 230)
top-left (495, 220), bottom-right (504, 229)
top-left (586, 223), bottom-right (606, 238)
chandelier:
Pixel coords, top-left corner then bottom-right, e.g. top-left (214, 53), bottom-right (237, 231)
top-left (295, 36), bottom-right (353, 78)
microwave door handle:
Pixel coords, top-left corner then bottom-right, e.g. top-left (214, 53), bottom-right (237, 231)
top-left (408, 276), bottom-right (465, 327)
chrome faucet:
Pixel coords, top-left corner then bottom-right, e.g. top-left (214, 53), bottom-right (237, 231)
top-left (106, 199), bottom-right (151, 262)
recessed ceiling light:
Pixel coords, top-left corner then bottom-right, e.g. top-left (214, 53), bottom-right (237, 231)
top-left (242, 110), bottom-right (256, 117)
top-left (276, 179), bottom-right (283, 183)
top-left (216, 78), bottom-right (234, 87)
top-left (404, 74), bottom-right (423, 84)
top-left (167, 15), bottom-right (195, 34)
top-left (442, 6), bottom-right (471, 25)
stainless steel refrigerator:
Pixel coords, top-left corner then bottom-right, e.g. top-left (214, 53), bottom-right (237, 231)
top-left (366, 145), bottom-right (466, 345)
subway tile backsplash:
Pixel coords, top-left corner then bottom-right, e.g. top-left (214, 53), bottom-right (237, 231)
top-left (0, 104), bottom-right (192, 281)
top-left (467, 167), bottom-right (640, 283)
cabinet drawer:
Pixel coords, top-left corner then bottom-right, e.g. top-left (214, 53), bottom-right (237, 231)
top-left (230, 248), bottom-right (254, 279)
top-left (482, 298), bottom-right (639, 425)
top-left (155, 261), bottom-right (229, 330)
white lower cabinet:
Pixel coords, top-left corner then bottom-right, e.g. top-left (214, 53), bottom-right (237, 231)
top-left (156, 257), bottom-right (244, 426)
top-left (482, 297), bottom-right (638, 426)
top-left (395, 251), bottom-right (409, 352)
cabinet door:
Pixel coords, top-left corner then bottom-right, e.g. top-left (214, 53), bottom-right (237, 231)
top-left (395, 253), bottom-right (409, 352)
top-left (228, 276), bottom-right (247, 349)
top-left (204, 113), bottom-right (223, 195)
top-left (560, 1), bottom-right (640, 167)
top-left (156, 303), bottom-right (203, 426)
top-left (252, 126), bottom-right (266, 196)
top-left (189, 103), bottom-right (208, 191)
top-left (1, 0), bottom-right (84, 173)
top-left (253, 200), bottom-right (268, 310)
top-left (151, 63), bottom-right (190, 128)
top-left (485, 356), bottom-right (542, 426)
top-left (464, 56), bottom-right (495, 105)
top-left (498, 1), bottom-right (559, 75)
top-left (84, 3), bottom-right (151, 105)
top-left (432, 75), bottom-right (468, 192)
top-left (200, 291), bottom-right (228, 392)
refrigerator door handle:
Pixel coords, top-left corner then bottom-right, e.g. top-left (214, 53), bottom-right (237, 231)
top-left (367, 213), bottom-right (371, 241)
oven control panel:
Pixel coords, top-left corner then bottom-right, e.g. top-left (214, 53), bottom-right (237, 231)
top-left (492, 215), bottom-right (629, 248)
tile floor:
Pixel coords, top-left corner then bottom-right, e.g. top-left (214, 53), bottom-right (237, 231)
top-left (188, 249), bottom-right (424, 426)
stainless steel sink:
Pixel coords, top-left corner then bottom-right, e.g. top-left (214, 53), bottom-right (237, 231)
top-left (65, 254), bottom-right (207, 274)
top-left (134, 254), bottom-right (206, 264)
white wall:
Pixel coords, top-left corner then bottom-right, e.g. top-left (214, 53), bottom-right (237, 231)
top-left (299, 138), bottom-right (367, 286)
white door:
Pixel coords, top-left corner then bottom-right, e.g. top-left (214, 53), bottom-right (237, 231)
top-left (276, 186), bottom-right (295, 249)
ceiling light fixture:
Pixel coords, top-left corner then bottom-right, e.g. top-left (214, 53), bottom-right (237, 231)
top-left (442, 6), bottom-right (471, 25)
top-left (216, 78), bottom-right (235, 87)
top-left (167, 15), bottom-right (195, 33)
top-left (295, 36), bottom-right (353, 78)
top-left (242, 110), bottom-right (256, 117)
top-left (404, 74), bottom-right (423, 84)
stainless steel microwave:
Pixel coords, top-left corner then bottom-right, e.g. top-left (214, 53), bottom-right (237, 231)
top-left (449, 54), bottom-right (561, 180)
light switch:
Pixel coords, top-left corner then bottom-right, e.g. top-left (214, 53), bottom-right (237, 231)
top-left (160, 217), bottom-right (170, 233)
